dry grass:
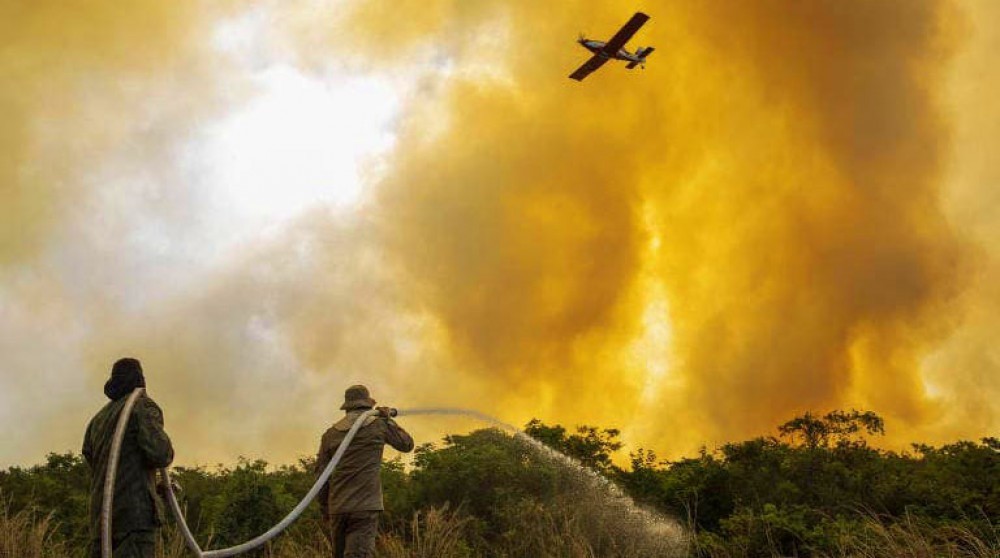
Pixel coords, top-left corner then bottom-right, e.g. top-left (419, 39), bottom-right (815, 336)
top-left (268, 521), bottom-right (331, 558)
top-left (155, 508), bottom-right (471, 558)
top-left (158, 522), bottom-right (199, 558)
top-left (694, 511), bottom-right (999, 558)
top-left (376, 506), bottom-right (472, 558)
top-left (0, 502), bottom-right (69, 558)
top-left (826, 513), bottom-right (999, 558)
top-left (5, 497), bottom-right (997, 558)
top-left (493, 499), bottom-right (596, 558)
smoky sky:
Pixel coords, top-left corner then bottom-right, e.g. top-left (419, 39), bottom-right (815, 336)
top-left (1, 0), bottom-right (998, 466)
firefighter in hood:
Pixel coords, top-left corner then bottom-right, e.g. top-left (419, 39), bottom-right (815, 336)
top-left (315, 385), bottom-right (414, 558)
top-left (83, 357), bottom-right (174, 558)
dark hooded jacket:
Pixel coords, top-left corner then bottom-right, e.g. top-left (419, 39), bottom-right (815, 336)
top-left (83, 371), bottom-right (173, 542)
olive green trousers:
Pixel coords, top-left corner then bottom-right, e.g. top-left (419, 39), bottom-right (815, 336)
top-left (328, 511), bottom-right (380, 558)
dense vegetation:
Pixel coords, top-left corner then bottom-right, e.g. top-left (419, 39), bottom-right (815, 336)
top-left (1, 410), bottom-right (997, 557)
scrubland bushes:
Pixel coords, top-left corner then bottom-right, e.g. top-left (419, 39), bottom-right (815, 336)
top-left (1, 410), bottom-right (997, 557)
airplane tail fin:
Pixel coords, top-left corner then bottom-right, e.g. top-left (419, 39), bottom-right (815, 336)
top-left (627, 46), bottom-right (655, 69)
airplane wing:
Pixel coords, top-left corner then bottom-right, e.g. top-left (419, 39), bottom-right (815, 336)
top-left (569, 55), bottom-right (609, 81)
top-left (602, 12), bottom-right (649, 55)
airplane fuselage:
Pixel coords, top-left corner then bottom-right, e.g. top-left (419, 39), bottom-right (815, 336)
top-left (579, 39), bottom-right (644, 63)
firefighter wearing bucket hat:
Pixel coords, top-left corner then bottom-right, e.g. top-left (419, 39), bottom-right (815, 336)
top-left (315, 385), bottom-right (414, 558)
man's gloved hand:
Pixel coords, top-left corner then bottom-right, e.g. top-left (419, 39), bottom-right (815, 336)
top-left (376, 406), bottom-right (397, 418)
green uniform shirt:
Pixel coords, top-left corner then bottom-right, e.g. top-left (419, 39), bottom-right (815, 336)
top-left (315, 411), bottom-right (414, 514)
top-left (83, 395), bottom-right (174, 542)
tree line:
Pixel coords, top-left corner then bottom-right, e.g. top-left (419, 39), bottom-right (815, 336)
top-left (1, 410), bottom-right (997, 556)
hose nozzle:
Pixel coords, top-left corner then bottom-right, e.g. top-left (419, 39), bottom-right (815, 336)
top-left (376, 406), bottom-right (398, 418)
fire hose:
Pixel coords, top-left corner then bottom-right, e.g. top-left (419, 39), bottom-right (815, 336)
top-left (101, 388), bottom-right (383, 558)
top-left (100, 390), bottom-right (674, 557)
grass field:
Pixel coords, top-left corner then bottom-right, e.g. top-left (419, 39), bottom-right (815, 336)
top-left (3, 499), bottom-right (998, 558)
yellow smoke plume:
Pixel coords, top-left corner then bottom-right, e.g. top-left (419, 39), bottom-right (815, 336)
top-left (295, 0), bottom-right (984, 451)
top-left (1, 0), bottom-right (998, 465)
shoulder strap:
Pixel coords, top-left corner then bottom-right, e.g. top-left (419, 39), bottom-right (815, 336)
top-left (333, 413), bottom-right (380, 432)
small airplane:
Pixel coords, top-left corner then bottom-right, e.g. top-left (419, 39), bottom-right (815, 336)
top-left (569, 12), bottom-right (654, 81)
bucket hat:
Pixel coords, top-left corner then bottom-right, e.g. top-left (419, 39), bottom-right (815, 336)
top-left (340, 384), bottom-right (376, 410)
